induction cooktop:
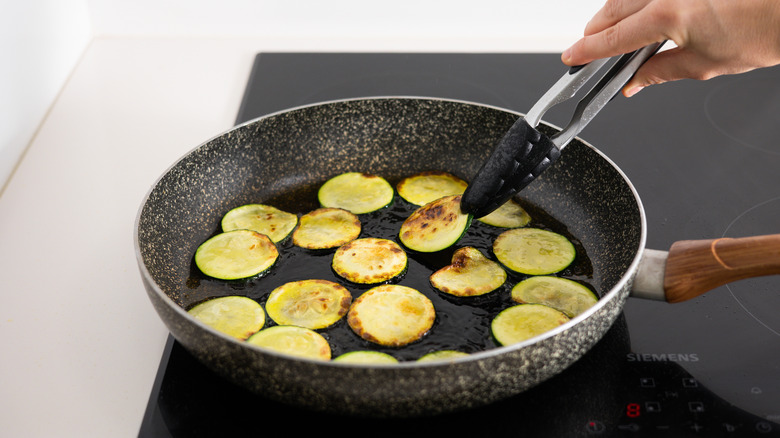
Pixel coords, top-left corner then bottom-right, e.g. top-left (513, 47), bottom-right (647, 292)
top-left (139, 53), bottom-right (780, 437)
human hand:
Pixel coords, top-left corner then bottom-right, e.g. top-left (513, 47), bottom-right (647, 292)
top-left (561, 0), bottom-right (780, 97)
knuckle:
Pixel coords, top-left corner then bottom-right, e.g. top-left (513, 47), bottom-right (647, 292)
top-left (602, 0), bottom-right (624, 21)
top-left (602, 25), bottom-right (622, 51)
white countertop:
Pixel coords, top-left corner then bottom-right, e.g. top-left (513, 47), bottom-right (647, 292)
top-left (0, 36), bottom-right (571, 437)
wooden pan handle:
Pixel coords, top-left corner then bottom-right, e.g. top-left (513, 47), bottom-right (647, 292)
top-left (664, 234), bottom-right (780, 303)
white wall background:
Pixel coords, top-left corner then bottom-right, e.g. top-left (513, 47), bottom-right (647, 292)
top-left (1, 0), bottom-right (604, 191)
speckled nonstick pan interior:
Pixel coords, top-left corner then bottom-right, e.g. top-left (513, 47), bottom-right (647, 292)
top-left (134, 97), bottom-right (645, 417)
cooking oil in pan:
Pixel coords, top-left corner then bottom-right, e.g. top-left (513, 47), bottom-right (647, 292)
top-left (183, 188), bottom-right (595, 362)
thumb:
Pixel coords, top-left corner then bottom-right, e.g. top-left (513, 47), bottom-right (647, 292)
top-left (622, 47), bottom-right (712, 97)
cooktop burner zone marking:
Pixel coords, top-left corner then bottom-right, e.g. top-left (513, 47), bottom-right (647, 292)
top-left (722, 195), bottom-right (780, 338)
top-left (704, 73), bottom-right (780, 156)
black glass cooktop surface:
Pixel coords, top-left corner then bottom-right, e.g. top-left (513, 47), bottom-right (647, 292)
top-left (139, 53), bottom-right (780, 437)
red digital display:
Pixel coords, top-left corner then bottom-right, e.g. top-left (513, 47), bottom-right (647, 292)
top-left (626, 403), bottom-right (641, 418)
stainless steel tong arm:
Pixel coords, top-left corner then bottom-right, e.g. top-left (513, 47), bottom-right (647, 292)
top-left (524, 58), bottom-right (610, 128)
top-left (527, 41), bottom-right (667, 150)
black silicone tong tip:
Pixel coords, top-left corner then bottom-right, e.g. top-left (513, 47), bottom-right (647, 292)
top-left (460, 118), bottom-right (560, 218)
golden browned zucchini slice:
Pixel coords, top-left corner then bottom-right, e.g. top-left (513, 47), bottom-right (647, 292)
top-left (291, 207), bottom-right (361, 250)
top-left (220, 203), bottom-right (298, 243)
top-left (396, 171), bottom-right (468, 206)
top-left (477, 199), bottom-right (532, 228)
top-left (493, 228), bottom-right (576, 275)
top-left (511, 276), bottom-right (598, 318)
top-left (347, 284), bottom-right (435, 347)
top-left (429, 246), bottom-right (506, 297)
top-left (318, 172), bottom-right (394, 214)
top-left (187, 296), bottom-right (265, 340)
top-left (332, 350), bottom-right (399, 364)
top-left (265, 279), bottom-right (352, 329)
top-left (416, 350), bottom-right (470, 362)
top-left (398, 195), bottom-right (471, 253)
top-left (491, 304), bottom-right (570, 346)
top-left (332, 237), bottom-right (407, 284)
top-left (246, 325), bottom-right (331, 361)
top-left (194, 229), bottom-right (279, 280)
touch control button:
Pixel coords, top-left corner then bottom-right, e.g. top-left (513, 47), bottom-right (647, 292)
top-left (585, 421), bottom-right (605, 434)
top-left (756, 422), bottom-right (774, 434)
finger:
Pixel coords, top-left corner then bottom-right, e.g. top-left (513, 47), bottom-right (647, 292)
top-left (562, 9), bottom-right (667, 66)
top-left (622, 48), bottom-right (719, 97)
top-left (583, 0), bottom-right (652, 36)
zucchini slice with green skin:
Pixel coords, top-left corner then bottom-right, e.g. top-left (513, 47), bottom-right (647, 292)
top-left (429, 246), bottom-right (506, 297)
top-left (491, 304), bottom-right (570, 346)
top-left (318, 172), bottom-right (394, 214)
top-left (511, 276), bottom-right (598, 318)
top-left (398, 195), bottom-right (472, 253)
top-left (246, 325), bottom-right (331, 361)
top-left (347, 284), bottom-right (435, 347)
top-left (416, 350), bottom-right (470, 362)
top-left (332, 350), bottom-right (399, 364)
top-left (292, 207), bottom-right (361, 250)
top-left (396, 171), bottom-right (468, 206)
top-left (187, 296), bottom-right (265, 340)
top-left (220, 203), bottom-right (298, 243)
top-left (194, 229), bottom-right (279, 280)
top-left (493, 228), bottom-right (576, 275)
top-left (265, 279), bottom-right (352, 329)
top-left (477, 199), bottom-right (532, 228)
top-left (332, 237), bottom-right (407, 284)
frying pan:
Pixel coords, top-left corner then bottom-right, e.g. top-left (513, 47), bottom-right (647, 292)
top-left (134, 97), bottom-right (780, 417)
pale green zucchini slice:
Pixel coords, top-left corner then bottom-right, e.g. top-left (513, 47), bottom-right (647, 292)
top-left (220, 203), bottom-right (298, 243)
top-left (246, 325), bottom-right (331, 361)
top-left (491, 304), bottom-right (570, 346)
top-left (429, 246), bottom-right (506, 297)
top-left (347, 285), bottom-right (435, 347)
top-left (477, 199), bottom-right (532, 228)
top-left (396, 171), bottom-right (468, 206)
top-left (493, 228), bottom-right (576, 275)
top-left (194, 229), bottom-right (279, 280)
top-left (318, 172), bottom-right (394, 214)
top-left (332, 237), bottom-right (407, 284)
top-left (265, 279), bottom-right (352, 329)
top-left (333, 350), bottom-right (399, 364)
top-left (398, 195), bottom-right (472, 253)
top-left (292, 207), bottom-right (361, 250)
top-left (511, 276), bottom-right (598, 318)
top-left (187, 296), bottom-right (265, 340)
top-left (416, 350), bottom-right (470, 362)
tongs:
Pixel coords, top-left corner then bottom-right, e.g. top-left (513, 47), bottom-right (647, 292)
top-left (460, 41), bottom-right (667, 218)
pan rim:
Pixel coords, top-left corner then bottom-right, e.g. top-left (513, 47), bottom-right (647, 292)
top-left (133, 95), bottom-right (648, 368)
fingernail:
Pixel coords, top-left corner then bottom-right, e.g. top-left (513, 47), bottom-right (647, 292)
top-left (562, 48), bottom-right (572, 62)
top-left (625, 85), bottom-right (644, 98)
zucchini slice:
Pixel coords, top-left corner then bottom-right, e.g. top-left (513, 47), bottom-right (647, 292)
top-left (511, 276), bottom-right (598, 318)
top-left (187, 296), bottom-right (265, 340)
top-left (318, 172), bottom-right (394, 214)
top-left (416, 350), bottom-right (470, 362)
top-left (477, 199), bottom-right (532, 228)
top-left (398, 195), bottom-right (472, 253)
top-left (220, 203), bottom-right (298, 243)
top-left (493, 228), bottom-right (576, 275)
top-left (396, 171), bottom-right (468, 206)
top-left (347, 284), bottom-right (436, 347)
top-left (333, 350), bottom-right (399, 364)
top-left (246, 325), bottom-right (331, 361)
top-left (194, 229), bottom-right (279, 280)
top-left (265, 279), bottom-right (352, 329)
top-left (429, 246), bottom-right (506, 297)
top-left (332, 237), bottom-right (407, 284)
top-left (491, 304), bottom-right (570, 346)
top-left (292, 207), bottom-right (361, 250)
